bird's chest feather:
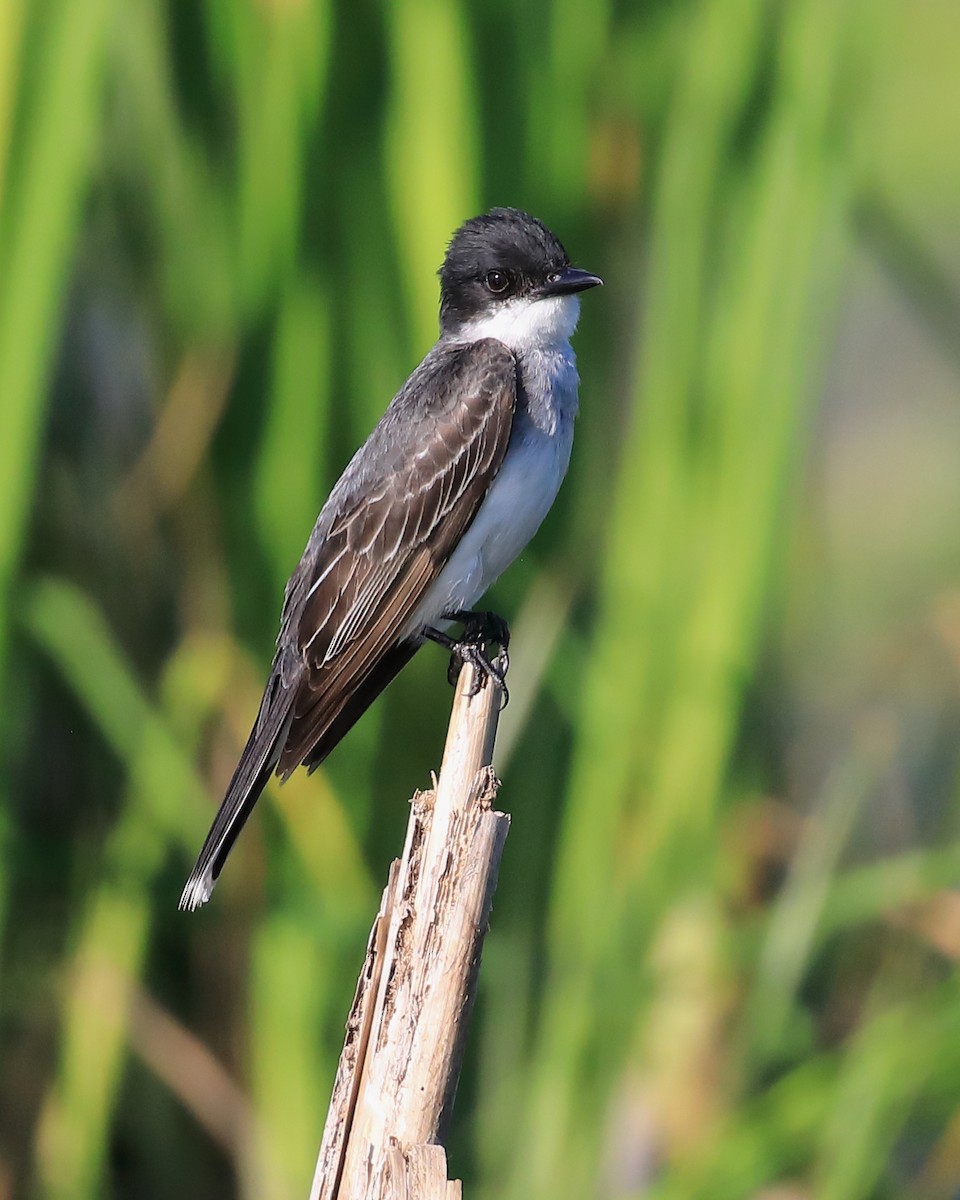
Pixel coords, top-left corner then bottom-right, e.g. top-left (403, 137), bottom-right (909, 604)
top-left (462, 345), bottom-right (577, 575)
top-left (405, 344), bottom-right (578, 634)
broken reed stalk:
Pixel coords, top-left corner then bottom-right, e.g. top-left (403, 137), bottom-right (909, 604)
top-left (310, 662), bottom-right (510, 1199)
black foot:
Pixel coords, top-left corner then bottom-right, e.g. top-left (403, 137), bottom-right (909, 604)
top-left (423, 610), bottom-right (510, 707)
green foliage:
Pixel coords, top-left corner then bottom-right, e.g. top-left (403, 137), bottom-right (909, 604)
top-left (1, 0), bottom-right (958, 1197)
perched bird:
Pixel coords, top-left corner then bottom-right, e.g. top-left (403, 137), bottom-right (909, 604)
top-left (180, 208), bottom-right (601, 910)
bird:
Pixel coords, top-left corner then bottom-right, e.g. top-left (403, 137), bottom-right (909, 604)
top-left (179, 207), bottom-right (602, 910)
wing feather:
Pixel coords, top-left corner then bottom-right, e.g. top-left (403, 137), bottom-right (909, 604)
top-left (276, 339), bottom-right (517, 773)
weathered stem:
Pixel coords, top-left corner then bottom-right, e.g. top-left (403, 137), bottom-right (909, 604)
top-left (310, 664), bottom-right (510, 1199)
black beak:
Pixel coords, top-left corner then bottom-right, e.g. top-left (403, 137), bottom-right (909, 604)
top-left (538, 266), bottom-right (604, 297)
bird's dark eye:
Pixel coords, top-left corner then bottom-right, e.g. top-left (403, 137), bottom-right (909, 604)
top-left (547, 271), bottom-right (562, 284)
top-left (484, 270), bottom-right (510, 294)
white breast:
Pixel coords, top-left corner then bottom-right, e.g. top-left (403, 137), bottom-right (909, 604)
top-left (404, 325), bottom-right (580, 638)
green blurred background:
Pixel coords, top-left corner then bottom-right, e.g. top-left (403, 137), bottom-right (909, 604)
top-left (1, 0), bottom-right (959, 1196)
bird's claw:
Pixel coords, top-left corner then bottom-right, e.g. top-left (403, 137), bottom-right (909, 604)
top-left (426, 610), bottom-right (511, 707)
top-left (450, 641), bottom-right (510, 707)
top-left (443, 609), bottom-right (511, 654)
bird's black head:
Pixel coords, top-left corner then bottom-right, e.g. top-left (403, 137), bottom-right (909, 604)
top-left (438, 208), bottom-right (602, 338)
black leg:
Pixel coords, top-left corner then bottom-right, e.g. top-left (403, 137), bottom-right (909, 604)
top-left (421, 625), bottom-right (463, 686)
top-left (442, 609), bottom-right (511, 652)
top-left (423, 610), bottom-right (510, 705)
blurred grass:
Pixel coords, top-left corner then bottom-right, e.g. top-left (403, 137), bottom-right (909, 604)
top-left (1, 0), bottom-right (959, 1198)
top-left (22, 578), bottom-right (218, 1199)
top-left (0, 0), bottom-right (115, 680)
top-left (385, 0), bottom-right (479, 347)
top-left (507, 0), bottom-right (867, 1189)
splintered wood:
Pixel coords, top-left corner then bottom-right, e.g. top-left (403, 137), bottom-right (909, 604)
top-left (310, 664), bottom-right (510, 1200)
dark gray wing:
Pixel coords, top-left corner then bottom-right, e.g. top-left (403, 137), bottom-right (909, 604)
top-left (179, 339), bottom-right (517, 909)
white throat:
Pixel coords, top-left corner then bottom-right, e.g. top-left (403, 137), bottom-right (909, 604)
top-left (455, 294), bottom-right (581, 353)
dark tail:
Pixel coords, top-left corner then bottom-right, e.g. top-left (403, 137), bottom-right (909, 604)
top-left (178, 697), bottom-right (293, 911)
top-left (180, 639), bottom-right (421, 910)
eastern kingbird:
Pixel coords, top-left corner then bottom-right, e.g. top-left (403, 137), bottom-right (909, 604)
top-left (180, 208), bottom-right (601, 910)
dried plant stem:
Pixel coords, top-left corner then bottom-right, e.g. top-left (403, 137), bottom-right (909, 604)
top-left (310, 663), bottom-right (510, 1199)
